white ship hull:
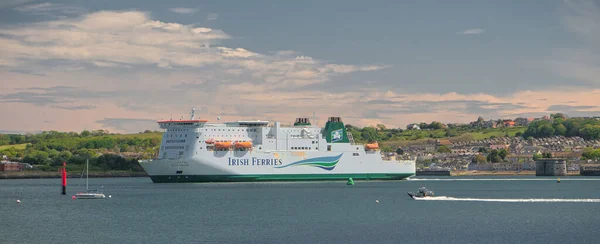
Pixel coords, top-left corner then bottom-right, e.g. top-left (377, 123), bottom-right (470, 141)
top-left (140, 150), bottom-right (415, 182)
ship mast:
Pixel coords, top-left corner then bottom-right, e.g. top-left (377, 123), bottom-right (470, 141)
top-left (190, 107), bottom-right (200, 120)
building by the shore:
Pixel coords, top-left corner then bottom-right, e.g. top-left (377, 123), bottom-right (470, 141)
top-left (0, 162), bottom-right (21, 171)
top-left (535, 158), bottom-right (567, 176)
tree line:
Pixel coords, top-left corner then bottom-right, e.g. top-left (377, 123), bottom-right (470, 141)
top-left (522, 116), bottom-right (600, 140)
top-left (0, 130), bottom-right (160, 172)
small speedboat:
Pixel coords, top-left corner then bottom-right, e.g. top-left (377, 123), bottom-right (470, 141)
top-left (407, 187), bottom-right (434, 199)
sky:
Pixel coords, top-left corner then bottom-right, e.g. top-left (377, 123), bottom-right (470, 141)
top-left (1, 0), bottom-right (600, 134)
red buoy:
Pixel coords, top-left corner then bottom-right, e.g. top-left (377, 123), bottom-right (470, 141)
top-left (61, 162), bottom-right (67, 195)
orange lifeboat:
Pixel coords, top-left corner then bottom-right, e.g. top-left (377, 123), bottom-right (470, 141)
top-left (365, 142), bottom-right (379, 150)
top-left (205, 138), bottom-right (215, 144)
top-left (214, 141), bottom-right (232, 149)
top-left (235, 141), bottom-right (253, 149)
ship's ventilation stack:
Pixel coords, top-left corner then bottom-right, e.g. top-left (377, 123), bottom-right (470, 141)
top-left (322, 117), bottom-right (349, 143)
top-left (293, 117), bottom-right (311, 126)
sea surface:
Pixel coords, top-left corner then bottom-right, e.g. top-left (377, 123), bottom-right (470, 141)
top-left (2, 176), bottom-right (600, 244)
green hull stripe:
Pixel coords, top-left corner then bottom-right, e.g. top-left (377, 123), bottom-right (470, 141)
top-left (149, 173), bottom-right (415, 183)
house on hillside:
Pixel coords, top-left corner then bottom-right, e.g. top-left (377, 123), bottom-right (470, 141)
top-left (406, 123), bottom-right (421, 130)
top-left (503, 120), bottom-right (516, 127)
top-left (514, 117), bottom-right (534, 126)
top-left (437, 139), bottom-right (452, 147)
top-left (490, 144), bottom-right (509, 151)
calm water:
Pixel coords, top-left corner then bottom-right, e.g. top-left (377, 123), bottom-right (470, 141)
top-left (2, 176), bottom-right (600, 244)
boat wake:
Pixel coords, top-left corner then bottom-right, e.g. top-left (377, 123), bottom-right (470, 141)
top-left (413, 196), bottom-right (600, 203)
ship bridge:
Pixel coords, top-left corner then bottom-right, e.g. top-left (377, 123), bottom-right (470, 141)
top-left (158, 119), bottom-right (207, 129)
top-left (157, 107), bottom-right (207, 129)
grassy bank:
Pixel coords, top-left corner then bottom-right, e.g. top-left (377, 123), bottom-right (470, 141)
top-left (0, 143), bottom-right (28, 150)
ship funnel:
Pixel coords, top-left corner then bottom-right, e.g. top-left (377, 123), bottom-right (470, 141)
top-left (322, 117), bottom-right (348, 143)
top-left (294, 117), bottom-right (311, 126)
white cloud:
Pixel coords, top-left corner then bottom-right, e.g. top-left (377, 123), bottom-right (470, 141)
top-left (458, 28), bottom-right (485, 35)
top-left (0, 8), bottom-right (398, 132)
top-left (14, 2), bottom-right (86, 16)
top-left (207, 13), bottom-right (218, 21)
top-left (0, 10), bottom-right (385, 91)
top-left (168, 7), bottom-right (198, 14)
top-left (92, 61), bottom-right (131, 68)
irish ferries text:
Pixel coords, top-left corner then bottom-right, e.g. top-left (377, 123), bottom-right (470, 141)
top-left (228, 158), bottom-right (283, 166)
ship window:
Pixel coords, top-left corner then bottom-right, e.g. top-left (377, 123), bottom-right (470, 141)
top-left (353, 153), bottom-right (359, 156)
top-left (327, 145), bottom-right (331, 151)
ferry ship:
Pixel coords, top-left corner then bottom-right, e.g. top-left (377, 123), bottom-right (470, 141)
top-left (139, 108), bottom-right (416, 183)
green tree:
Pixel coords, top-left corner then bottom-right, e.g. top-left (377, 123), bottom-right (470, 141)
top-left (445, 129), bottom-right (458, 137)
top-left (472, 154), bottom-right (487, 164)
top-left (360, 127), bottom-right (379, 142)
top-left (487, 149), bottom-right (502, 163)
top-left (498, 148), bottom-right (508, 160)
top-left (554, 124), bottom-right (567, 136)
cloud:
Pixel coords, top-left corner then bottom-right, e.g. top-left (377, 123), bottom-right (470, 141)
top-left (14, 2), bottom-right (86, 17)
top-left (0, 10), bottom-right (381, 93)
top-left (4, 6), bottom-right (600, 134)
top-left (207, 13), bottom-right (218, 21)
top-left (168, 7), bottom-right (198, 14)
top-left (51, 105), bottom-right (97, 110)
top-left (0, 86), bottom-right (119, 108)
top-left (546, 104), bottom-right (600, 117)
top-left (0, 0), bottom-right (34, 9)
top-left (549, 0), bottom-right (600, 85)
top-left (458, 28), bottom-right (485, 35)
top-left (96, 118), bottom-right (158, 132)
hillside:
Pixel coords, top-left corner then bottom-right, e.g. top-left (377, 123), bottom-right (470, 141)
top-left (1, 115), bottom-right (599, 173)
top-left (345, 125), bottom-right (527, 151)
top-left (0, 130), bottom-right (162, 173)
top-left (0, 126), bottom-right (524, 171)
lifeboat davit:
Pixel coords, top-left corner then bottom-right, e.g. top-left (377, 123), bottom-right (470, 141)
top-left (235, 141), bottom-right (253, 149)
top-left (214, 141), bottom-right (232, 149)
top-left (365, 142), bottom-right (379, 150)
top-left (205, 138), bottom-right (215, 144)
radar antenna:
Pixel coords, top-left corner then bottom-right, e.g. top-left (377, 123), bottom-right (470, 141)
top-left (189, 107), bottom-right (201, 120)
top-left (190, 107), bottom-right (197, 120)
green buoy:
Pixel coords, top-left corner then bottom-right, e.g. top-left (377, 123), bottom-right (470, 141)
top-left (347, 178), bottom-right (354, 185)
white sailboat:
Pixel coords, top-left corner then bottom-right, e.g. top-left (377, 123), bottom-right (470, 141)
top-left (74, 159), bottom-right (106, 199)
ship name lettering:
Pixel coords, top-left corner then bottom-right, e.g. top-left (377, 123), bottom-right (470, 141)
top-left (228, 158), bottom-right (283, 166)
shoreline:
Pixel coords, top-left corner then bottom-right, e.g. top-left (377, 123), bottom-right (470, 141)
top-left (0, 171), bottom-right (148, 179)
top-left (0, 170), bottom-right (584, 180)
top-left (449, 170), bottom-right (581, 176)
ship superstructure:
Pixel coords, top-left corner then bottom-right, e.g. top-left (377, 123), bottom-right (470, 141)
top-left (139, 108), bottom-right (416, 182)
